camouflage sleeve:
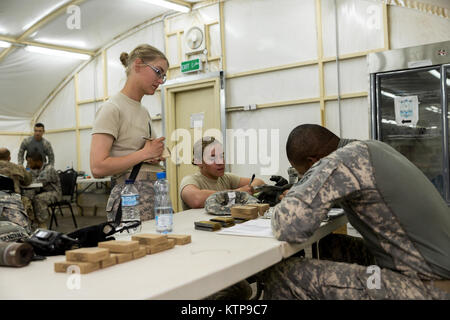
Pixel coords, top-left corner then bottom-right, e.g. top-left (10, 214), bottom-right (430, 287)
top-left (19, 167), bottom-right (32, 186)
top-left (17, 139), bottom-right (28, 166)
top-left (36, 165), bottom-right (57, 185)
top-left (44, 140), bottom-right (55, 166)
top-left (271, 157), bottom-right (361, 243)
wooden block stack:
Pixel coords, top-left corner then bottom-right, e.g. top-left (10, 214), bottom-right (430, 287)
top-left (167, 234), bottom-right (191, 245)
top-left (54, 247), bottom-right (113, 274)
top-left (131, 234), bottom-right (178, 255)
top-left (54, 235), bottom-right (191, 274)
top-left (246, 203), bottom-right (270, 216)
top-left (230, 205), bottom-right (258, 220)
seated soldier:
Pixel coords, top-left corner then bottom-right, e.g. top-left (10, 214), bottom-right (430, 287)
top-left (24, 152), bottom-right (62, 229)
top-left (0, 148), bottom-right (32, 192)
top-left (0, 148), bottom-right (34, 226)
top-left (262, 124), bottom-right (450, 300)
top-left (180, 136), bottom-right (264, 210)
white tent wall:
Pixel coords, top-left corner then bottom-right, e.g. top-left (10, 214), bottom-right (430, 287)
top-left (6, 0), bottom-right (447, 180)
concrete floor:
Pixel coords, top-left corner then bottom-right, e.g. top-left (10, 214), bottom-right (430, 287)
top-left (47, 205), bottom-right (108, 234)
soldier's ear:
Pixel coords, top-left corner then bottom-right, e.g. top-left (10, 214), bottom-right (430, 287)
top-left (306, 156), bottom-right (318, 166)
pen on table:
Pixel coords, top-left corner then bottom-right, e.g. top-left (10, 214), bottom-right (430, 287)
top-left (249, 174), bottom-right (255, 186)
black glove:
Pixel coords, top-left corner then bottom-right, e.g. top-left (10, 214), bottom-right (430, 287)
top-left (270, 175), bottom-right (288, 187)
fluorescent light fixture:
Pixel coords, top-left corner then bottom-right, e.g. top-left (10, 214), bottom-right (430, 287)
top-left (34, 37), bottom-right (88, 49)
top-left (25, 45), bottom-right (90, 60)
top-left (428, 69), bottom-right (450, 86)
top-left (381, 90), bottom-right (396, 99)
top-left (22, 0), bottom-right (71, 30)
top-left (0, 41), bottom-right (11, 48)
top-left (140, 0), bottom-right (190, 13)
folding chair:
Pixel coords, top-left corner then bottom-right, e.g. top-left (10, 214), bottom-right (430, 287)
top-left (48, 168), bottom-right (78, 229)
top-left (0, 174), bottom-right (15, 193)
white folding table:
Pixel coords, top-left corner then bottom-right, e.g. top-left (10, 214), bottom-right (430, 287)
top-left (0, 208), bottom-right (347, 300)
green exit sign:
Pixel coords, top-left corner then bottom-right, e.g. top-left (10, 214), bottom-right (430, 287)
top-left (181, 58), bottom-right (202, 73)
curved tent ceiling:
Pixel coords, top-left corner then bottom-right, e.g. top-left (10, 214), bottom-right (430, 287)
top-left (0, 0), bottom-right (200, 130)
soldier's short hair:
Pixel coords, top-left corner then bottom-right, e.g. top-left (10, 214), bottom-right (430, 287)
top-left (28, 152), bottom-right (43, 163)
top-left (0, 148), bottom-right (10, 161)
top-left (286, 124), bottom-right (339, 166)
top-left (34, 123), bottom-right (45, 129)
top-left (192, 136), bottom-right (221, 165)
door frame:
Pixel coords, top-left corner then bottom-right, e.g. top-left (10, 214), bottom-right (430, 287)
top-left (161, 71), bottom-right (226, 212)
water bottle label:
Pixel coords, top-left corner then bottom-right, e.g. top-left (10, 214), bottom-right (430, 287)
top-left (121, 195), bottom-right (138, 206)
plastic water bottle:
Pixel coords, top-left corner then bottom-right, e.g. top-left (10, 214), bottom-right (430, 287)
top-left (120, 179), bottom-right (141, 234)
top-left (154, 172), bottom-right (173, 234)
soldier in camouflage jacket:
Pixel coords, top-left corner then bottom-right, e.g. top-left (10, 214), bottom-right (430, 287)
top-left (262, 124), bottom-right (450, 300)
top-left (23, 152), bottom-right (61, 227)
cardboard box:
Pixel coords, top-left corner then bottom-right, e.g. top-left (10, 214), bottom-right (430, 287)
top-left (167, 234), bottom-right (191, 245)
top-left (98, 240), bottom-right (140, 253)
top-left (65, 247), bottom-right (110, 263)
top-left (131, 234), bottom-right (168, 246)
top-left (54, 261), bottom-right (100, 274)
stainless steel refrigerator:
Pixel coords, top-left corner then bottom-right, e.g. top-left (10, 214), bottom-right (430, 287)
top-left (368, 40), bottom-right (450, 203)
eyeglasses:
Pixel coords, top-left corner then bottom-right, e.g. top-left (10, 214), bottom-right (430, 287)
top-left (142, 62), bottom-right (167, 83)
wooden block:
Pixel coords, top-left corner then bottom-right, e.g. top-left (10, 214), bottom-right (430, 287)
top-left (65, 247), bottom-right (110, 263)
top-left (231, 205), bottom-right (258, 216)
top-left (99, 256), bottom-right (117, 269)
top-left (98, 240), bottom-right (140, 253)
top-left (246, 203), bottom-right (270, 216)
top-left (131, 234), bottom-right (168, 246)
top-left (111, 252), bottom-right (133, 264)
top-left (54, 261), bottom-right (100, 274)
top-left (145, 239), bottom-right (175, 254)
top-left (167, 234), bottom-right (191, 245)
top-left (132, 247), bottom-right (147, 260)
top-left (231, 205), bottom-right (258, 220)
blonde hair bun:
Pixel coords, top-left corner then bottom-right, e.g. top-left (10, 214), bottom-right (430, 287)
top-left (119, 52), bottom-right (129, 67)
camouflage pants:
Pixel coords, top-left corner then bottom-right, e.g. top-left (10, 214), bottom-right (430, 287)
top-left (107, 180), bottom-right (156, 223)
top-left (32, 191), bottom-right (61, 224)
top-left (261, 258), bottom-right (449, 300)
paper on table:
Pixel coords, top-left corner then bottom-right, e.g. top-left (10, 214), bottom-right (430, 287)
top-left (217, 219), bottom-right (274, 238)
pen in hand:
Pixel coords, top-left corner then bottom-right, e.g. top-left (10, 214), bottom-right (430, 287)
top-left (249, 174), bottom-right (255, 186)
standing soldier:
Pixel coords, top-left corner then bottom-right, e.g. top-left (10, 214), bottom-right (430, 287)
top-left (18, 123), bottom-right (55, 167)
top-left (25, 152), bottom-right (61, 229)
top-left (262, 124), bottom-right (450, 300)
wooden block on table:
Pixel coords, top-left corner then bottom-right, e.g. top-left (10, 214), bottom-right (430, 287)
top-left (132, 247), bottom-right (147, 260)
top-left (231, 206), bottom-right (258, 220)
top-left (98, 240), bottom-right (140, 253)
top-left (167, 234), bottom-right (191, 245)
top-left (111, 252), bottom-right (133, 264)
top-left (54, 260), bottom-right (100, 274)
top-left (246, 203), bottom-right (270, 216)
top-left (65, 247), bottom-right (110, 263)
top-left (145, 239), bottom-right (175, 254)
top-left (131, 234), bottom-right (168, 246)
top-left (99, 255), bottom-right (117, 269)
